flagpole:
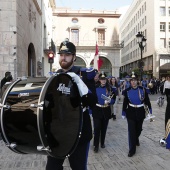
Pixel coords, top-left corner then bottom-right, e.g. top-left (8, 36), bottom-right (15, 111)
top-left (94, 42), bottom-right (99, 71)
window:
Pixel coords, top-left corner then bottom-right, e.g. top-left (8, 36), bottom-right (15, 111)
top-left (72, 18), bottom-right (78, 23)
top-left (160, 7), bottom-right (166, 16)
top-left (169, 7), bottom-right (170, 16)
top-left (98, 18), bottom-right (104, 24)
top-left (98, 29), bottom-right (105, 46)
top-left (160, 38), bottom-right (165, 48)
top-left (144, 2), bottom-right (146, 11)
top-left (169, 39), bottom-right (170, 48)
top-left (169, 23), bottom-right (170, 31)
top-left (71, 29), bottom-right (79, 45)
top-left (160, 22), bottom-right (165, 31)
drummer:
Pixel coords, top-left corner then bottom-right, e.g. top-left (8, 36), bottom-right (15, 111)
top-left (46, 39), bottom-right (96, 170)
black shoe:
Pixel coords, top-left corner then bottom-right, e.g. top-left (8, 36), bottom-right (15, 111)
top-left (128, 153), bottom-right (135, 157)
top-left (112, 115), bottom-right (116, 120)
top-left (94, 147), bottom-right (99, 153)
top-left (101, 144), bottom-right (105, 148)
top-left (136, 140), bottom-right (140, 146)
top-left (136, 142), bottom-right (140, 146)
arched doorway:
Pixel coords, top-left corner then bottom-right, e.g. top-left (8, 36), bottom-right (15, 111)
top-left (28, 43), bottom-right (36, 77)
top-left (90, 57), bottom-right (112, 76)
top-left (74, 56), bottom-right (86, 67)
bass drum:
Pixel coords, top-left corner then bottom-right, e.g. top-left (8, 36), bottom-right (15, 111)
top-left (0, 73), bottom-right (82, 158)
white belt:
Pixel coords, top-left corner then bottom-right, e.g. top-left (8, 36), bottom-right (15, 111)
top-left (129, 103), bottom-right (144, 108)
top-left (96, 104), bottom-right (109, 108)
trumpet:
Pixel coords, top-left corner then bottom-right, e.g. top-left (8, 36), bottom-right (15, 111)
top-left (144, 105), bottom-right (155, 122)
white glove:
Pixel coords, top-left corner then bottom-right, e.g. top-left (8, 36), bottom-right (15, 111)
top-left (104, 100), bottom-right (110, 105)
top-left (122, 116), bottom-right (126, 119)
top-left (67, 72), bottom-right (88, 97)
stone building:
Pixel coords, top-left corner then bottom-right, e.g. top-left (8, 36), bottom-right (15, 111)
top-left (52, 8), bottom-right (122, 77)
top-left (120, 0), bottom-right (170, 79)
top-left (0, 0), bottom-right (56, 80)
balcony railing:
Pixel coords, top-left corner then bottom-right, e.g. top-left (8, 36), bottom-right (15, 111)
top-left (56, 40), bottom-right (123, 48)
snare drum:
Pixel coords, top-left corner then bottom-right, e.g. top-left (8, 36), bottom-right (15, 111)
top-left (0, 73), bottom-right (82, 158)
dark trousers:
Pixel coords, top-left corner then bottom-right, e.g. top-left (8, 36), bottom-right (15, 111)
top-left (127, 118), bottom-right (144, 154)
top-left (93, 117), bottom-right (109, 148)
top-left (46, 142), bottom-right (90, 170)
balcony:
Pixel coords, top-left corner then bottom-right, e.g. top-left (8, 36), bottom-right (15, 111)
top-left (55, 39), bottom-right (123, 48)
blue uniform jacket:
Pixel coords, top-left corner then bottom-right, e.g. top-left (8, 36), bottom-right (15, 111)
top-left (122, 86), bottom-right (152, 120)
top-left (92, 85), bottom-right (116, 120)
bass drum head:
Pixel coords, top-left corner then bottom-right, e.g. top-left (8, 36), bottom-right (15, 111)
top-left (38, 73), bottom-right (82, 158)
top-left (0, 77), bottom-right (47, 155)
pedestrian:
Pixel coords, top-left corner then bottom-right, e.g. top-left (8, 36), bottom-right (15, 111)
top-left (141, 77), bottom-right (148, 88)
top-left (46, 39), bottom-right (96, 170)
top-left (1, 75), bottom-right (13, 93)
top-left (92, 72), bottom-right (116, 153)
top-left (163, 75), bottom-right (170, 103)
top-left (122, 72), bottom-right (152, 157)
top-left (110, 76), bottom-right (118, 120)
top-left (161, 75), bottom-right (170, 144)
top-left (1, 72), bottom-right (13, 96)
top-left (160, 77), bottom-right (165, 95)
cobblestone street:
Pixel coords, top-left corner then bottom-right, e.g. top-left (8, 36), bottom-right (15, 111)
top-left (0, 93), bottom-right (170, 170)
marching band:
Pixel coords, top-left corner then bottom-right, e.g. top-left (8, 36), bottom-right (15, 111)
top-left (0, 40), bottom-right (170, 170)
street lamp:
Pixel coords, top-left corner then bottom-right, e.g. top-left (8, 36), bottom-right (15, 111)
top-left (136, 32), bottom-right (147, 80)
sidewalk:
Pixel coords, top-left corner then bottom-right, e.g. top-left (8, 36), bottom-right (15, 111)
top-left (0, 93), bottom-right (170, 170)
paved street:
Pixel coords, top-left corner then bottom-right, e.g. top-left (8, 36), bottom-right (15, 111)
top-left (0, 93), bottom-right (170, 170)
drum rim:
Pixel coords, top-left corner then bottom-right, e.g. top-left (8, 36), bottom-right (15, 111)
top-left (37, 73), bottom-right (83, 158)
top-left (0, 78), bottom-right (24, 154)
top-left (37, 75), bottom-right (55, 156)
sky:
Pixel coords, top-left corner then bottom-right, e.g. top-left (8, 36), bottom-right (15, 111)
top-left (56, 0), bottom-right (133, 14)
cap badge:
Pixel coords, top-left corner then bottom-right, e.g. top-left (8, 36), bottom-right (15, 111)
top-left (60, 45), bottom-right (68, 51)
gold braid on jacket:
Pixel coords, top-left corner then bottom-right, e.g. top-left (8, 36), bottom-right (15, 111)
top-left (165, 119), bottom-right (170, 139)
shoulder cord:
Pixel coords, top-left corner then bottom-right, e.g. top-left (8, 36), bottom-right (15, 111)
top-left (138, 87), bottom-right (145, 102)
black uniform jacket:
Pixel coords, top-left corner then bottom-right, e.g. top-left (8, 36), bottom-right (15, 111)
top-left (57, 66), bottom-right (97, 144)
top-left (123, 86), bottom-right (152, 121)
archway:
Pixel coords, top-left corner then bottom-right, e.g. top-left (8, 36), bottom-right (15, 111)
top-left (90, 57), bottom-right (112, 76)
top-left (74, 56), bottom-right (86, 67)
top-left (28, 43), bottom-right (36, 77)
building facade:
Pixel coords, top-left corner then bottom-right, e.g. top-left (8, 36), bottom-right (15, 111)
top-left (120, 0), bottom-right (170, 79)
top-left (0, 0), bottom-right (56, 80)
top-left (52, 8), bottom-right (122, 77)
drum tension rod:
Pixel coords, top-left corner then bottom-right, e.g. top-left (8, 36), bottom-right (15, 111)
top-left (30, 101), bottom-right (44, 109)
top-left (37, 145), bottom-right (51, 152)
top-left (0, 103), bottom-right (10, 109)
top-left (6, 143), bottom-right (17, 149)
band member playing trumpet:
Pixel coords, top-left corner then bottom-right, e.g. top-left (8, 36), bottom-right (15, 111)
top-left (92, 72), bottom-right (116, 153)
top-left (122, 72), bottom-right (152, 157)
top-left (46, 39), bottom-right (96, 170)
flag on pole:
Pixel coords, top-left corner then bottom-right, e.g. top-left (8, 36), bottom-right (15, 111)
top-left (98, 58), bottom-right (103, 71)
top-left (94, 42), bottom-right (99, 70)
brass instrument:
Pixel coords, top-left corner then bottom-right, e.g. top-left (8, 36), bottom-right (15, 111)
top-left (148, 83), bottom-right (153, 89)
top-left (165, 119), bottom-right (170, 139)
top-left (144, 105), bottom-right (155, 122)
